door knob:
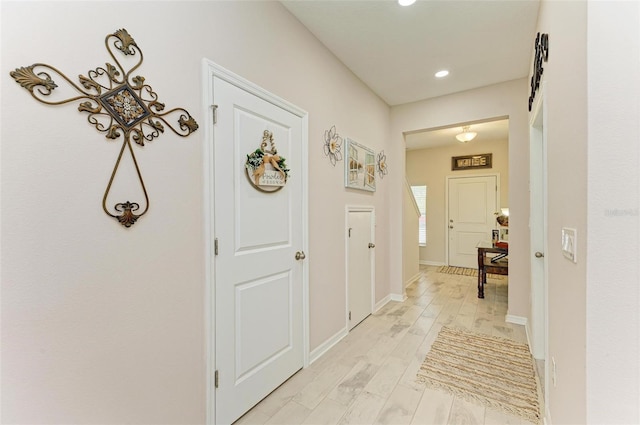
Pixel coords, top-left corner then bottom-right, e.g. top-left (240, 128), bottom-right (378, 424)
top-left (368, 243), bottom-right (375, 249)
top-left (295, 251), bottom-right (306, 260)
top-left (449, 225), bottom-right (454, 229)
top-left (535, 252), bottom-right (544, 258)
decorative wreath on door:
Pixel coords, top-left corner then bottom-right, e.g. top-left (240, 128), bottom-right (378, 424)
top-left (245, 130), bottom-right (289, 193)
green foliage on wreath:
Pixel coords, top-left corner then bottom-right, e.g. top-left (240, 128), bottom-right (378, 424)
top-left (245, 149), bottom-right (290, 180)
top-left (245, 149), bottom-right (264, 170)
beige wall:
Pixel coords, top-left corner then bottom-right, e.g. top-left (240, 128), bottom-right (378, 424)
top-left (406, 138), bottom-right (509, 265)
top-left (390, 79), bottom-right (530, 318)
top-left (531, 1), bottom-right (588, 423)
top-left (1, 1), bottom-right (392, 422)
top-left (585, 2), bottom-right (639, 424)
top-left (403, 181), bottom-right (420, 286)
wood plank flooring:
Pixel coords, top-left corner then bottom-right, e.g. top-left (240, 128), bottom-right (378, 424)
top-left (234, 265), bottom-right (532, 425)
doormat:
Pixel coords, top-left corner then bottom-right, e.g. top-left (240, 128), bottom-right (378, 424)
top-left (417, 327), bottom-right (541, 424)
top-left (437, 265), bottom-right (504, 279)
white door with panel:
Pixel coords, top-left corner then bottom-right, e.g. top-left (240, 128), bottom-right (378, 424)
top-left (448, 176), bottom-right (498, 268)
top-left (347, 209), bottom-right (374, 330)
top-left (213, 75), bottom-right (305, 425)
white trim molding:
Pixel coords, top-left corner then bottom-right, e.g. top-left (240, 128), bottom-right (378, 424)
top-left (390, 293), bottom-right (407, 303)
top-left (505, 314), bottom-right (528, 326)
top-left (405, 272), bottom-right (421, 288)
top-left (309, 327), bottom-right (348, 365)
top-left (420, 260), bottom-right (445, 266)
top-left (374, 294), bottom-right (392, 312)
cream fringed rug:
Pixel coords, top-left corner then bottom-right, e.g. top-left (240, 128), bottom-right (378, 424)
top-left (417, 327), bottom-right (541, 424)
top-left (437, 265), bottom-right (505, 279)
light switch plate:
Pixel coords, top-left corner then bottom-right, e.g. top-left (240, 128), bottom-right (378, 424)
top-left (561, 227), bottom-right (577, 263)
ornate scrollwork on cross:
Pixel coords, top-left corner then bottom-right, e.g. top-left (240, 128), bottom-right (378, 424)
top-left (10, 28), bottom-right (198, 228)
top-left (528, 32), bottom-right (549, 111)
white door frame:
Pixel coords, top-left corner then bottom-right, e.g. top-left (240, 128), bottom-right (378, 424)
top-left (445, 173), bottom-right (501, 266)
top-left (202, 59), bottom-right (310, 425)
top-left (345, 205), bottom-right (375, 331)
top-left (529, 84), bottom-right (549, 411)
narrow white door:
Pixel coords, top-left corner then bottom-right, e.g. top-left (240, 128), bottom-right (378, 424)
top-left (530, 95), bottom-right (548, 366)
top-left (347, 210), bottom-right (374, 330)
top-left (213, 76), bottom-right (305, 425)
top-left (448, 176), bottom-right (498, 268)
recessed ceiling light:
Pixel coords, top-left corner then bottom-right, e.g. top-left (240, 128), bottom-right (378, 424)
top-left (435, 70), bottom-right (449, 78)
top-left (398, 0), bottom-right (416, 6)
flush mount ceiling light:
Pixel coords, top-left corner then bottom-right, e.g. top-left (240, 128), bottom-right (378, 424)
top-left (435, 70), bottom-right (449, 78)
top-left (398, 0), bottom-right (416, 6)
top-left (456, 126), bottom-right (477, 143)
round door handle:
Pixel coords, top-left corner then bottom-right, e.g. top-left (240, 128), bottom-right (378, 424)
top-left (535, 252), bottom-right (544, 258)
top-left (449, 226), bottom-right (454, 229)
top-left (368, 243), bottom-right (375, 249)
top-left (295, 251), bottom-right (306, 260)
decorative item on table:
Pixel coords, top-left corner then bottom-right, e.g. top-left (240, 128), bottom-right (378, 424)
top-left (495, 207), bottom-right (509, 248)
top-left (323, 125), bottom-right (343, 166)
top-left (492, 229), bottom-right (499, 246)
top-left (344, 138), bottom-right (376, 192)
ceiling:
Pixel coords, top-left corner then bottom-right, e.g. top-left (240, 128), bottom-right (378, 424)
top-left (281, 0), bottom-right (539, 149)
top-left (405, 118), bottom-right (509, 151)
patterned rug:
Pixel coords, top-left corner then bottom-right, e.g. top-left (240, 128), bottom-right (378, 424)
top-left (417, 327), bottom-right (540, 424)
top-left (437, 265), bottom-right (505, 279)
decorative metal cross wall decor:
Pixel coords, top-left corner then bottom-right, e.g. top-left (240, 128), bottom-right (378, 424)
top-left (10, 28), bottom-right (198, 228)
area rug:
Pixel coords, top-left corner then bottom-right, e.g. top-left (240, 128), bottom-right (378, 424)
top-left (437, 265), bottom-right (504, 279)
top-left (417, 326), bottom-right (540, 424)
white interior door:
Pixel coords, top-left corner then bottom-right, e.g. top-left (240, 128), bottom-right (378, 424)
top-left (347, 209), bottom-right (374, 330)
top-left (448, 176), bottom-right (498, 268)
top-left (213, 75), bottom-right (305, 425)
top-left (530, 92), bottom-right (548, 407)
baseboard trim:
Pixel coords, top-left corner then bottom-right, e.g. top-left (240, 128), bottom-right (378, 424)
top-left (420, 260), bottom-right (446, 266)
top-left (390, 293), bottom-right (407, 302)
top-left (506, 314), bottom-right (533, 351)
top-left (309, 327), bottom-right (348, 365)
top-left (404, 272), bottom-right (421, 288)
top-left (544, 407), bottom-right (552, 425)
top-left (505, 314), bottom-right (528, 326)
top-left (374, 294), bottom-right (392, 312)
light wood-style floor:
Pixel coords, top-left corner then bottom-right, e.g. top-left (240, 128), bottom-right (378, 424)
top-left (234, 265), bottom-right (532, 425)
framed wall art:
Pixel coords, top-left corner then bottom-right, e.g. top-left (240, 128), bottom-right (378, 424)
top-left (451, 153), bottom-right (492, 171)
top-left (345, 138), bottom-right (375, 192)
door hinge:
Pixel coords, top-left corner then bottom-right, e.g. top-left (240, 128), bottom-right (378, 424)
top-left (349, 311), bottom-right (351, 320)
top-left (214, 370), bottom-right (219, 388)
top-left (214, 238), bottom-right (219, 256)
top-left (212, 104), bottom-right (218, 124)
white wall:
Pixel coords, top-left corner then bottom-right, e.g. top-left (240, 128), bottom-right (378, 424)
top-left (531, 1), bottom-right (588, 422)
top-left (390, 79), bottom-right (530, 318)
top-left (586, 2), bottom-right (640, 423)
top-left (0, 2), bottom-right (391, 422)
top-left (406, 138), bottom-right (509, 265)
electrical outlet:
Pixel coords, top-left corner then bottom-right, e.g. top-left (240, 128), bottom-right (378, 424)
top-left (551, 357), bottom-right (557, 387)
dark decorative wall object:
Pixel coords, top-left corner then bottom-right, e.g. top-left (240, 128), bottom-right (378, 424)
top-left (9, 28), bottom-right (198, 228)
top-left (529, 32), bottom-right (549, 111)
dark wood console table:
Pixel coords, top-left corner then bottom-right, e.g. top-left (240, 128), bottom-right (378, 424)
top-left (477, 241), bottom-right (508, 298)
